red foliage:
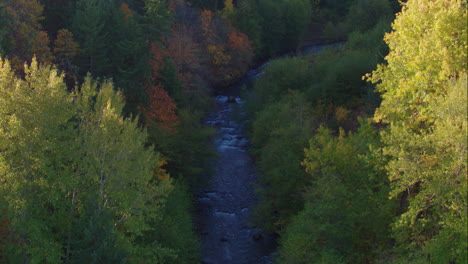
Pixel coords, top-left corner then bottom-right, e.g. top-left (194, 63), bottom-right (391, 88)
top-left (165, 24), bottom-right (201, 88)
top-left (145, 42), bottom-right (180, 133)
top-left (200, 9), bottom-right (216, 41)
top-left (227, 30), bottom-right (253, 80)
top-left (0, 218), bottom-right (10, 255)
top-left (144, 84), bottom-right (179, 133)
top-left (228, 31), bottom-right (252, 52)
top-left (149, 42), bottom-right (165, 81)
top-left (119, 2), bottom-right (133, 23)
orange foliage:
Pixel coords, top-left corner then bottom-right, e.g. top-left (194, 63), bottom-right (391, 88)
top-left (168, 0), bottom-right (185, 12)
top-left (119, 2), bottom-right (133, 23)
top-left (200, 9), bottom-right (216, 40)
top-left (53, 29), bottom-right (79, 70)
top-left (208, 44), bottom-right (230, 67)
top-left (34, 31), bottom-right (55, 64)
top-left (149, 42), bottom-right (165, 81)
top-left (227, 30), bottom-right (253, 80)
top-left (198, 8), bottom-right (254, 85)
top-left (5, 0), bottom-right (53, 70)
top-left (228, 31), bottom-right (251, 52)
top-left (144, 84), bottom-right (179, 133)
top-left (0, 218), bottom-right (10, 254)
top-left (54, 29), bottom-right (79, 60)
top-left (165, 24), bottom-right (201, 88)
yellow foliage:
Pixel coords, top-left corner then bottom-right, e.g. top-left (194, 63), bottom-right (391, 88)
top-left (335, 106), bottom-right (349, 123)
top-left (154, 156), bottom-right (171, 181)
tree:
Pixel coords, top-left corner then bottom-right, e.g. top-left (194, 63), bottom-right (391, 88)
top-left (164, 23), bottom-right (210, 108)
top-left (40, 0), bottom-right (76, 38)
top-left (254, 0), bottom-right (311, 57)
top-left (3, 0), bottom-right (54, 70)
top-left (281, 0), bottom-right (312, 50)
top-left (0, 0), bottom-right (9, 55)
top-left (246, 56), bottom-right (312, 115)
top-left (109, 2), bottom-right (151, 115)
top-left (53, 29), bottom-right (79, 79)
top-left (0, 57), bottom-right (174, 263)
top-left (278, 122), bottom-right (393, 263)
top-left (144, 84), bottom-right (179, 133)
top-left (144, 0), bottom-right (172, 40)
top-left (71, 0), bottom-right (110, 76)
top-left (0, 57), bottom-right (78, 263)
top-left (188, 0), bottom-right (224, 11)
top-left (221, 0), bottom-right (234, 20)
top-left (230, 0), bottom-right (263, 56)
top-left (367, 0), bottom-right (467, 262)
top-left (226, 30), bottom-right (253, 81)
top-left (252, 91), bottom-right (315, 232)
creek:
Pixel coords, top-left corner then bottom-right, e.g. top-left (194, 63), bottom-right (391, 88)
top-left (196, 43), bottom-right (339, 264)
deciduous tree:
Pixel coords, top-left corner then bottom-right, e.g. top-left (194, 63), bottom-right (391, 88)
top-left (53, 29), bottom-right (79, 78)
top-left (367, 0), bottom-right (467, 262)
top-left (3, 0), bottom-right (54, 70)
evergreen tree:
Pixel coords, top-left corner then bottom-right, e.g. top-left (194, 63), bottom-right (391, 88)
top-left (0, 0), bottom-right (9, 55)
top-left (72, 0), bottom-right (110, 76)
top-left (71, 204), bottom-right (127, 264)
top-left (109, 2), bottom-right (151, 115)
top-left (144, 0), bottom-right (172, 41)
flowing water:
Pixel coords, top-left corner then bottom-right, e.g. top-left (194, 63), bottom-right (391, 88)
top-left (196, 93), bottom-right (275, 264)
top-left (196, 43), bottom-right (339, 263)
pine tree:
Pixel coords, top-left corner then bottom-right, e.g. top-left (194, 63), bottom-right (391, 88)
top-left (109, 2), bottom-right (151, 115)
top-left (71, 0), bottom-right (110, 76)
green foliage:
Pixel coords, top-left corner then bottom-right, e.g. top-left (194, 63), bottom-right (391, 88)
top-left (278, 121), bottom-right (393, 263)
top-left (245, 2), bottom-right (397, 262)
top-left (143, 182), bottom-right (200, 263)
top-left (0, 57), bottom-right (76, 264)
top-left (71, 205), bottom-right (128, 264)
top-left (321, 0), bottom-right (393, 42)
top-left (307, 21), bottom-right (389, 106)
top-left (0, 57), bottom-right (200, 263)
top-left (148, 108), bottom-right (215, 187)
top-left (72, 0), bottom-right (151, 116)
top-left (144, 0), bottom-right (172, 39)
top-left (230, 0), bottom-right (263, 56)
top-left (252, 91), bottom-right (315, 232)
top-left (188, 0), bottom-right (224, 11)
top-left (368, 0), bottom-right (467, 262)
top-left (344, 0), bottom-right (393, 33)
top-left (0, 1), bottom-right (9, 55)
top-left (109, 3), bottom-right (151, 116)
top-left (251, 0), bottom-right (311, 57)
top-left (247, 56), bottom-right (312, 114)
top-left (40, 0), bottom-right (76, 37)
top-left (280, 0), bottom-right (312, 50)
top-left (71, 0), bottom-right (110, 76)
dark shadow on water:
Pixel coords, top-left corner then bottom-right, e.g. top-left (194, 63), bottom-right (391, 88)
top-left (195, 95), bottom-right (276, 264)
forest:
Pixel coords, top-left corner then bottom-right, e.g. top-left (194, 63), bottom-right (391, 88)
top-left (0, 0), bottom-right (466, 263)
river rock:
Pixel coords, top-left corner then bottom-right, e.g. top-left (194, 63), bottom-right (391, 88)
top-left (227, 96), bottom-right (237, 103)
top-left (252, 232), bottom-right (262, 241)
